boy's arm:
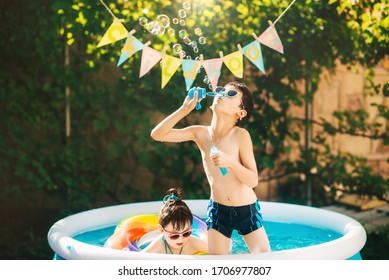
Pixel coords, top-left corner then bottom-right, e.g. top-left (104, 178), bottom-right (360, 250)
top-left (150, 92), bottom-right (199, 143)
top-left (233, 130), bottom-right (259, 187)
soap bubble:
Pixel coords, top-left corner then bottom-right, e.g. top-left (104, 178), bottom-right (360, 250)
top-left (186, 55), bottom-right (192, 60)
top-left (147, 21), bottom-right (161, 35)
top-left (190, 41), bottom-right (197, 47)
top-left (193, 46), bottom-right (199, 53)
top-left (167, 28), bottom-right (175, 36)
top-left (157, 14), bottom-right (170, 28)
top-left (172, 18), bottom-right (179, 24)
top-left (203, 75), bottom-right (209, 84)
top-left (194, 28), bottom-right (202, 36)
top-left (139, 17), bottom-right (148, 26)
top-left (179, 30), bottom-right (188, 39)
top-left (199, 37), bottom-right (206, 44)
top-left (179, 19), bottom-right (186, 26)
top-left (178, 9), bottom-right (187, 18)
top-left (179, 50), bottom-right (186, 57)
top-left (183, 37), bottom-right (192, 45)
top-left (173, 43), bottom-right (183, 53)
top-left (183, 2), bottom-right (191, 10)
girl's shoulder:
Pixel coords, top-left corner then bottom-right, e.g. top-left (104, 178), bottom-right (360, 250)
top-left (187, 236), bottom-right (208, 254)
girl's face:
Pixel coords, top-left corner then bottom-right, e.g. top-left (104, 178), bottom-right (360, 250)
top-left (161, 222), bottom-right (192, 249)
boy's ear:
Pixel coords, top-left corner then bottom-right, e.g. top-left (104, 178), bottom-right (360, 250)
top-left (237, 109), bottom-right (247, 119)
top-left (158, 225), bottom-right (163, 232)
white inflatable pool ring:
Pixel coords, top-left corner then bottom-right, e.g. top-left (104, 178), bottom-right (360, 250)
top-left (48, 200), bottom-right (366, 259)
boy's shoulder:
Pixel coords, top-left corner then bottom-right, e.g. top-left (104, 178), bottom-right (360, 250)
top-left (234, 126), bottom-right (249, 135)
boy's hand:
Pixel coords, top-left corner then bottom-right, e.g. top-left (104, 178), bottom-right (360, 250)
top-left (210, 150), bottom-right (231, 168)
top-left (183, 90), bottom-right (200, 111)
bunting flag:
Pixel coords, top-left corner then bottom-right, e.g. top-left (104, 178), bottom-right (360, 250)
top-left (257, 26), bottom-right (284, 54)
top-left (161, 54), bottom-right (182, 89)
top-left (139, 45), bottom-right (163, 78)
top-left (243, 40), bottom-right (265, 74)
top-left (182, 59), bottom-right (201, 90)
top-left (97, 20), bottom-right (128, 48)
top-left (117, 34), bottom-right (144, 66)
top-left (97, 0), bottom-right (297, 92)
top-left (202, 58), bottom-right (223, 91)
top-left (222, 51), bottom-right (244, 78)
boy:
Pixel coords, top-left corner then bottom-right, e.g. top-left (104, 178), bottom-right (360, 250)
top-left (151, 81), bottom-right (271, 254)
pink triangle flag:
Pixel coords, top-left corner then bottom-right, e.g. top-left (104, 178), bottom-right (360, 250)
top-left (201, 58), bottom-right (223, 91)
top-left (139, 46), bottom-right (163, 78)
top-left (258, 26), bottom-right (284, 54)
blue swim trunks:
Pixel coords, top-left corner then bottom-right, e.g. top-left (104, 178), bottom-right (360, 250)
top-left (206, 199), bottom-right (264, 238)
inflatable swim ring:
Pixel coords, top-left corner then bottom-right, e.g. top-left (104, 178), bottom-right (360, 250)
top-left (104, 214), bottom-right (207, 251)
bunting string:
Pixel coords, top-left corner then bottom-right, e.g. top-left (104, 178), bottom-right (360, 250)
top-left (95, 0), bottom-right (298, 90)
top-left (273, 0), bottom-right (297, 25)
top-left (99, 0), bottom-right (117, 19)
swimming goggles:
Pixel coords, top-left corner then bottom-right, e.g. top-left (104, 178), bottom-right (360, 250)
top-left (162, 227), bottom-right (192, 240)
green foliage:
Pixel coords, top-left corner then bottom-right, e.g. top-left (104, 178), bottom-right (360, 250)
top-left (1, 0), bottom-right (388, 215)
top-left (361, 224), bottom-right (389, 260)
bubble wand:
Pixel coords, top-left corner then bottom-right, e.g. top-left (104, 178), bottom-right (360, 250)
top-left (210, 146), bottom-right (228, 176)
top-left (187, 87), bottom-right (236, 110)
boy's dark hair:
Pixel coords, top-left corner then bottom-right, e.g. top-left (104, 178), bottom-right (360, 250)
top-left (159, 188), bottom-right (193, 231)
top-left (226, 81), bottom-right (254, 126)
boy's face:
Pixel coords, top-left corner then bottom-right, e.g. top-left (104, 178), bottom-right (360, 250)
top-left (212, 85), bottom-right (244, 114)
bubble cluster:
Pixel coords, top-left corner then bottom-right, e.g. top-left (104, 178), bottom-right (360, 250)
top-left (138, 1), bottom-right (209, 86)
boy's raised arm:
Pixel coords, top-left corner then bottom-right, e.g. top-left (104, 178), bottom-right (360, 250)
top-left (150, 91), bottom-right (200, 143)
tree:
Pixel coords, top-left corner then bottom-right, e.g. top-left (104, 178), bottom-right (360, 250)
top-left (1, 0), bottom-right (388, 213)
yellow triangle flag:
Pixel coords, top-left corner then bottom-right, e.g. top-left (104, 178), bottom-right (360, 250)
top-left (97, 20), bottom-right (128, 48)
top-left (222, 51), bottom-right (243, 78)
top-left (161, 54), bottom-right (182, 89)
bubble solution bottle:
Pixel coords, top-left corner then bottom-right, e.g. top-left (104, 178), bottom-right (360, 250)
top-left (210, 146), bottom-right (228, 176)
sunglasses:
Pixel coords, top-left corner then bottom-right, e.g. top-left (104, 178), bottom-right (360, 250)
top-left (214, 86), bottom-right (238, 97)
top-left (162, 227), bottom-right (192, 240)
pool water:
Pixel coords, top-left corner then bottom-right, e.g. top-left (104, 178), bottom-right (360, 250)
top-left (73, 221), bottom-right (343, 254)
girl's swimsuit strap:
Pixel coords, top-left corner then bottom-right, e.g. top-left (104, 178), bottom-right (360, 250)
top-left (162, 236), bottom-right (183, 255)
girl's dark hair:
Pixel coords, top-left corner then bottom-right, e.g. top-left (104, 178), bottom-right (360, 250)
top-left (226, 81), bottom-right (254, 126)
top-left (159, 188), bottom-right (193, 231)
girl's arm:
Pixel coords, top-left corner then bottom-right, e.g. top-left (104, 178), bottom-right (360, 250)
top-left (191, 236), bottom-right (209, 254)
top-left (140, 235), bottom-right (164, 253)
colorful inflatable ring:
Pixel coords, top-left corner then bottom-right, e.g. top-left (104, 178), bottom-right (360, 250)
top-left (104, 214), bottom-right (207, 252)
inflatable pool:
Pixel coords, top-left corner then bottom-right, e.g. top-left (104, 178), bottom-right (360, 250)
top-left (47, 200), bottom-right (366, 259)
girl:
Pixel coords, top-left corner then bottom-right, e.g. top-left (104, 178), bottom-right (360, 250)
top-left (142, 188), bottom-right (208, 255)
